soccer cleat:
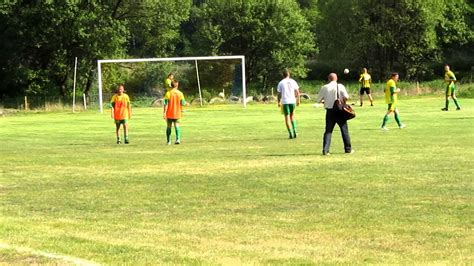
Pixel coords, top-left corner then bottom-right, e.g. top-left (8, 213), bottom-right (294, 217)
top-left (175, 139), bottom-right (181, 145)
top-left (381, 126), bottom-right (389, 131)
top-left (167, 141), bottom-right (171, 145)
top-left (116, 140), bottom-right (121, 144)
top-left (456, 107), bottom-right (461, 111)
top-left (399, 124), bottom-right (406, 129)
top-left (124, 139), bottom-right (129, 144)
top-left (441, 108), bottom-right (448, 111)
top-left (322, 151), bottom-right (331, 156)
top-left (346, 150), bottom-right (355, 154)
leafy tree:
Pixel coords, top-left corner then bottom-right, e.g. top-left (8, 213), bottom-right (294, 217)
top-left (315, 0), bottom-right (473, 80)
top-left (112, 0), bottom-right (193, 95)
top-left (124, 0), bottom-right (192, 58)
top-left (185, 0), bottom-right (316, 90)
top-left (313, 0), bottom-right (355, 68)
top-left (0, 1), bottom-right (128, 98)
top-left (437, 0), bottom-right (473, 48)
top-left (436, 0), bottom-right (474, 73)
top-left (357, 0), bottom-right (444, 79)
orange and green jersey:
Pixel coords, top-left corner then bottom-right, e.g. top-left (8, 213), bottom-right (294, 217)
top-left (385, 79), bottom-right (397, 104)
top-left (445, 70), bottom-right (456, 87)
top-left (359, 73), bottom-right (371, 88)
top-left (164, 89), bottom-right (186, 119)
top-left (110, 93), bottom-right (131, 120)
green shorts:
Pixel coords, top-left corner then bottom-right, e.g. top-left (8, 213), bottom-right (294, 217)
top-left (446, 84), bottom-right (456, 96)
top-left (282, 104), bottom-right (296, 116)
top-left (115, 119), bottom-right (128, 125)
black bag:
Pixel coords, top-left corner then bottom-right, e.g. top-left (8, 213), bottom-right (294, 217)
top-left (333, 84), bottom-right (356, 120)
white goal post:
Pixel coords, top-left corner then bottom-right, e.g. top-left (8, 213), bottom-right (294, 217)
top-left (97, 55), bottom-right (247, 113)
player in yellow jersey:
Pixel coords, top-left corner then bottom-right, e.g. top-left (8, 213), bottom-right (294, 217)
top-left (381, 73), bottom-right (405, 130)
top-left (358, 67), bottom-right (374, 106)
top-left (441, 65), bottom-right (461, 111)
top-left (110, 84), bottom-right (132, 144)
top-left (163, 80), bottom-right (186, 145)
top-left (164, 73), bottom-right (174, 92)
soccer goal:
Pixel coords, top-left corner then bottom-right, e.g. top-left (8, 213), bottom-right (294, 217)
top-left (96, 55), bottom-right (247, 113)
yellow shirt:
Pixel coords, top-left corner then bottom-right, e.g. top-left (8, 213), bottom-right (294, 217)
top-left (444, 70), bottom-right (456, 86)
top-left (385, 79), bottom-right (397, 104)
top-left (165, 78), bottom-right (173, 91)
top-left (359, 73), bottom-right (371, 88)
top-left (110, 93), bottom-right (131, 120)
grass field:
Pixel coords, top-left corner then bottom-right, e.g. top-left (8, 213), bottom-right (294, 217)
top-left (0, 97), bottom-right (473, 264)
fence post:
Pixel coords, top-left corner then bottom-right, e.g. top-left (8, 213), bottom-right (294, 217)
top-left (24, 96), bottom-right (28, 110)
top-left (83, 93), bottom-right (87, 110)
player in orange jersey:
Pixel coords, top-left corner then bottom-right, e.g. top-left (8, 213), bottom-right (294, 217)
top-left (110, 84), bottom-right (132, 144)
top-left (163, 80), bottom-right (186, 145)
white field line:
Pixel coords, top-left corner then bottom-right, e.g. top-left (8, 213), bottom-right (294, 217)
top-left (0, 242), bottom-right (100, 266)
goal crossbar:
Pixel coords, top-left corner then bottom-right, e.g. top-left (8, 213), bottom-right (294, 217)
top-left (97, 55), bottom-right (247, 112)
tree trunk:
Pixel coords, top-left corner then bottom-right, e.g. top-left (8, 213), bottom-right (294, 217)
top-left (84, 72), bottom-right (92, 98)
top-left (58, 73), bottom-right (69, 98)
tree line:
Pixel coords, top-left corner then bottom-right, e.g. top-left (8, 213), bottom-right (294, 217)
top-left (0, 0), bottom-right (472, 99)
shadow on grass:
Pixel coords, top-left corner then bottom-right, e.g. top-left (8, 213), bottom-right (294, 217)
top-left (246, 153), bottom-right (319, 157)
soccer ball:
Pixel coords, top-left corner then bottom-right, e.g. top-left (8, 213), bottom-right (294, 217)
top-left (344, 68), bottom-right (350, 74)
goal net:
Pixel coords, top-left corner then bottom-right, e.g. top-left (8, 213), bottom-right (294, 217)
top-left (96, 55), bottom-right (247, 113)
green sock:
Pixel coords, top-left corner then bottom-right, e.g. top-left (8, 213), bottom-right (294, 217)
top-left (291, 120), bottom-right (297, 136)
top-left (166, 128), bottom-right (171, 142)
top-left (124, 135), bottom-right (128, 141)
top-left (175, 127), bottom-right (181, 140)
top-left (287, 127), bottom-right (292, 137)
top-left (453, 99), bottom-right (460, 109)
top-left (382, 115), bottom-right (390, 127)
top-left (445, 100), bottom-right (449, 109)
top-left (395, 113), bottom-right (402, 126)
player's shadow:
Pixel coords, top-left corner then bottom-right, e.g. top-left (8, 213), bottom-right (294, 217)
top-left (190, 136), bottom-right (296, 144)
top-left (245, 152), bottom-right (320, 157)
top-left (451, 117), bottom-right (474, 120)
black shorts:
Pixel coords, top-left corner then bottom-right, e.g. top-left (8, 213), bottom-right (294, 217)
top-left (359, 87), bottom-right (371, 95)
top-left (167, 118), bottom-right (181, 123)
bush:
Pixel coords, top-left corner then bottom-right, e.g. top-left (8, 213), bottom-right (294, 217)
top-left (458, 84), bottom-right (474, 98)
top-left (131, 96), bottom-right (156, 108)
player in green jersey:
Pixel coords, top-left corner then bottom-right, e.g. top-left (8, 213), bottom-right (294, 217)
top-left (441, 65), bottom-right (461, 111)
top-left (381, 73), bottom-right (405, 130)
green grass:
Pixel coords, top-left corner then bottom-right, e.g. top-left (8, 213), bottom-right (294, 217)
top-left (0, 97), bottom-right (473, 264)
